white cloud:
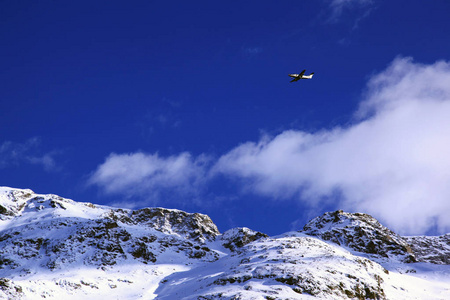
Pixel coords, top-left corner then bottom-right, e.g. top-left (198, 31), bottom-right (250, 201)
top-left (88, 152), bottom-right (210, 204)
top-left (215, 57), bottom-right (450, 235)
top-left (0, 138), bottom-right (58, 171)
top-left (327, 0), bottom-right (375, 24)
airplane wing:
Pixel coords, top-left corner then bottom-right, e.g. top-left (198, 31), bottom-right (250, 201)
top-left (289, 69), bottom-right (306, 82)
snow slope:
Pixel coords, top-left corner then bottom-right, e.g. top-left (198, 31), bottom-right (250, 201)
top-left (0, 187), bottom-right (449, 299)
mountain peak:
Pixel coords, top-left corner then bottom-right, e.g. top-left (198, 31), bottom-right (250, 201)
top-left (221, 227), bottom-right (268, 251)
top-left (302, 210), bottom-right (417, 263)
top-left (1, 188), bottom-right (449, 299)
top-left (107, 207), bottom-right (220, 242)
top-left (0, 187), bottom-right (35, 217)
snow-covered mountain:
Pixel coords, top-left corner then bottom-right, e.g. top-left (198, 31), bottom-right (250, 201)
top-left (1, 187), bottom-right (449, 299)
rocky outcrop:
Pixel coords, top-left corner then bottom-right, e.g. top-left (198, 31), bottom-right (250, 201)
top-left (108, 207), bottom-right (220, 242)
top-left (0, 188), bottom-right (34, 218)
top-left (405, 234), bottom-right (450, 264)
top-left (221, 227), bottom-right (268, 251)
top-left (302, 210), bottom-right (417, 263)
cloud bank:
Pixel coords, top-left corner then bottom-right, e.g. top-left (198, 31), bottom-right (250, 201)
top-left (89, 57), bottom-right (450, 235)
top-left (0, 138), bottom-right (58, 171)
top-left (88, 152), bottom-right (210, 205)
top-left (215, 57), bottom-right (450, 235)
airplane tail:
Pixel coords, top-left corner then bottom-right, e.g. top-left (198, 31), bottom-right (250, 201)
top-left (309, 72), bottom-right (314, 77)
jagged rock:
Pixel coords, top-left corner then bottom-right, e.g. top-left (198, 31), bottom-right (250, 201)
top-left (131, 242), bottom-right (157, 263)
top-left (302, 210), bottom-right (417, 263)
top-left (0, 188), bottom-right (33, 218)
top-left (107, 207), bottom-right (220, 243)
top-left (221, 227), bottom-right (268, 251)
top-left (130, 207), bottom-right (220, 242)
top-left (405, 234), bottom-right (450, 264)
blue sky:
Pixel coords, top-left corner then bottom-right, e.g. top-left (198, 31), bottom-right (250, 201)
top-left (2, 0), bottom-right (450, 236)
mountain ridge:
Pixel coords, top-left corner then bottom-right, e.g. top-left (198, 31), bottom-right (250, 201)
top-left (1, 187), bottom-right (449, 299)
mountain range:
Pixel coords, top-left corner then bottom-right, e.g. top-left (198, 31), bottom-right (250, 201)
top-left (1, 187), bottom-right (449, 299)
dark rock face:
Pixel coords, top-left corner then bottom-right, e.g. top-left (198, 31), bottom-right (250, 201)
top-left (0, 205), bottom-right (8, 215)
top-left (405, 234), bottom-right (450, 264)
top-left (108, 207), bottom-right (220, 243)
top-left (302, 210), bottom-right (417, 263)
top-left (221, 227), bottom-right (268, 251)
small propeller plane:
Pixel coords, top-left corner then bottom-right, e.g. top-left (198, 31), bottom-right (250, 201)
top-left (288, 69), bottom-right (314, 82)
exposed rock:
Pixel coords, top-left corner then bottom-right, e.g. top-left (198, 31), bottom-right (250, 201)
top-left (405, 234), bottom-right (450, 264)
top-left (131, 242), bottom-right (157, 263)
top-left (0, 188), bottom-right (33, 218)
top-left (107, 207), bottom-right (220, 242)
top-left (221, 227), bottom-right (268, 251)
top-left (302, 210), bottom-right (417, 263)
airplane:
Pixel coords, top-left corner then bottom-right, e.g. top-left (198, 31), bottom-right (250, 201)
top-left (288, 69), bottom-right (314, 82)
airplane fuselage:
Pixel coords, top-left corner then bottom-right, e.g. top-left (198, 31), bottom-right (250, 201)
top-left (288, 73), bottom-right (314, 80)
top-left (288, 70), bottom-right (314, 82)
